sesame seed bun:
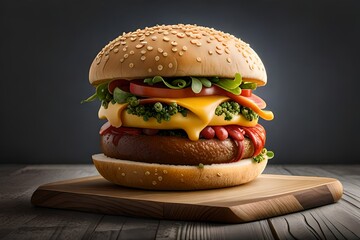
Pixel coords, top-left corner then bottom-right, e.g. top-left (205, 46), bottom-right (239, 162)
top-left (92, 153), bottom-right (268, 190)
top-left (89, 24), bottom-right (267, 86)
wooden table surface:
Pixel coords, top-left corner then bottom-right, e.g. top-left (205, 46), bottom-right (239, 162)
top-left (1, 164), bottom-right (359, 240)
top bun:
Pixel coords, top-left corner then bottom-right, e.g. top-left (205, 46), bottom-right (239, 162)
top-left (89, 24), bottom-right (267, 86)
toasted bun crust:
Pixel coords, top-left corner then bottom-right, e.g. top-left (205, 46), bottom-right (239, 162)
top-left (89, 24), bottom-right (267, 86)
top-left (92, 153), bottom-right (268, 190)
top-left (101, 134), bottom-right (254, 165)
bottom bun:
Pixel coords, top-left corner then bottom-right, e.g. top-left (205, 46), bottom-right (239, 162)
top-left (92, 154), bottom-right (268, 190)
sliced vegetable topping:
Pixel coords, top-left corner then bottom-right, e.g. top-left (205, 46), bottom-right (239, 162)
top-left (143, 73), bottom-right (249, 95)
top-left (253, 148), bottom-right (274, 163)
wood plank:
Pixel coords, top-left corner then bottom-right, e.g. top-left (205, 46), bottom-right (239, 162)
top-left (31, 174), bottom-right (342, 223)
top-left (87, 215), bottom-right (126, 240)
top-left (268, 165), bottom-right (360, 240)
top-left (116, 217), bottom-right (159, 240)
top-left (0, 165), bottom-right (101, 239)
top-left (269, 204), bottom-right (360, 240)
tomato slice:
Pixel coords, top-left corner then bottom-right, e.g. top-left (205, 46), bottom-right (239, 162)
top-left (129, 80), bottom-right (216, 98)
top-left (129, 80), bottom-right (267, 110)
top-left (130, 80), bottom-right (252, 98)
top-left (240, 89), bottom-right (252, 97)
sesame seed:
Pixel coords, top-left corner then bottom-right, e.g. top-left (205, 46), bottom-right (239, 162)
top-left (216, 45), bottom-right (222, 50)
top-left (129, 50), bottom-right (134, 55)
top-left (129, 63), bottom-right (134, 68)
top-left (208, 50), bottom-right (213, 55)
top-left (182, 46), bottom-right (187, 51)
top-left (139, 36), bottom-right (145, 41)
top-left (148, 68), bottom-right (152, 73)
top-left (147, 46), bottom-right (153, 51)
top-left (179, 51), bottom-right (184, 56)
top-left (177, 33), bottom-right (185, 38)
top-left (155, 56), bottom-right (160, 61)
top-left (171, 47), bottom-right (178, 52)
top-left (163, 170), bottom-right (168, 174)
top-left (168, 63), bottom-right (173, 68)
top-left (96, 57), bottom-right (101, 64)
top-left (196, 57), bottom-right (202, 62)
top-left (123, 47), bottom-right (127, 52)
top-left (130, 37), bottom-right (136, 41)
top-left (118, 167), bottom-right (121, 170)
top-left (152, 181), bottom-right (157, 185)
top-left (158, 176), bottom-right (163, 181)
top-left (181, 174), bottom-right (184, 177)
top-left (163, 36), bottom-right (170, 42)
top-left (121, 41), bottom-right (126, 45)
top-left (226, 58), bottom-right (231, 63)
top-left (113, 48), bottom-right (119, 53)
top-left (158, 48), bottom-right (163, 53)
top-left (120, 58), bottom-right (124, 63)
top-left (158, 65), bottom-right (163, 70)
top-left (163, 31), bottom-right (169, 35)
top-left (135, 44), bottom-right (143, 49)
top-left (151, 36), bottom-right (157, 41)
top-left (121, 173), bottom-right (126, 176)
top-left (124, 54), bottom-right (129, 58)
top-left (140, 41), bottom-right (148, 44)
top-left (217, 172), bottom-right (222, 177)
top-left (145, 171), bottom-right (150, 175)
top-left (216, 49), bottom-right (222, 55)
top-left (141, 56), bottom-right (146, 61)
top-left (190, 39), bottom-right (197, 44)
top-left (171, 41), bottom-right (178, 46)
top-left (225, 48), bottom-right (230, 54)
top-left (141, 50), bottom-right (146, 54)
top-left (163, 52), bottom-right (168, 57)
top-left (171, 30), bottom-right (177, 34)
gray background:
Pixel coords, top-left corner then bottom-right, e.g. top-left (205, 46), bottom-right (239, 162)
top-left (1, 0), bottom-right (359, 164)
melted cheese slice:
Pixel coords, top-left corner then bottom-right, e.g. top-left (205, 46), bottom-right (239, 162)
top-left (99, 96), bottom-right (272, 141)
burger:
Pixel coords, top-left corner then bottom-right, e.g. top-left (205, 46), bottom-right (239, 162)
top-left (83, 24), bottom-right (274, 190)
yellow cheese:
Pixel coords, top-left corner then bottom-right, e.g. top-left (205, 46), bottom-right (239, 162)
top-left (99, 96), bottom-right (264, 141)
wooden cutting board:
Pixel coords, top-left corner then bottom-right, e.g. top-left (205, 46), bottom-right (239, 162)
top-left (31, 174), bottom-right (343, 223)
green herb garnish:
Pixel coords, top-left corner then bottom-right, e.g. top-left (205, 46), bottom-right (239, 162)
top-left (214, 73), bottom-right (242, 95)
top-left (144, 76), bottom-right (190, 89)
top-left (253, 148), bottom-right (274, 163)
top-left (127, 101), bottom-right (187, 123)
top-left (215, 101), bottom-right (259, 121)
top-left (81, 82), bottom-right (113, 108)
top-left (143, 73), bottom-right (250, 95)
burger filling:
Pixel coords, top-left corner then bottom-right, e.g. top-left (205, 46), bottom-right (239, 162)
top-left (83, 73), bottom-right (274, 164)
